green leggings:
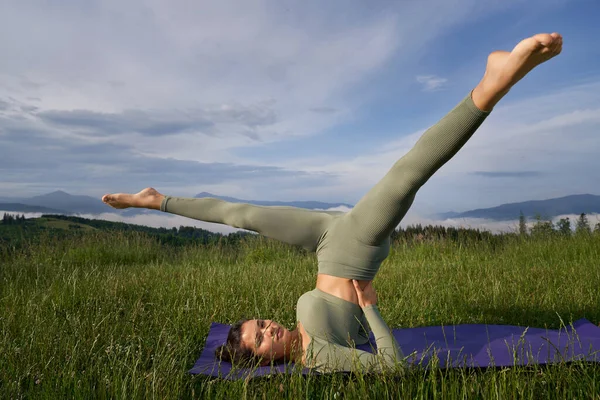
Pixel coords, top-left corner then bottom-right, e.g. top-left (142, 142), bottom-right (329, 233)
top-left (160, 92), bottom-right (490, 280)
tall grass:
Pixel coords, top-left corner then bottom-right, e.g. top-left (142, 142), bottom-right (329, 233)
top-left (1, 231), bottom-right (599, 398)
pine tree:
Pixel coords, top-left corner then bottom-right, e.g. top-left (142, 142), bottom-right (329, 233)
top-left (555, 217), bottom-right (571, 236)
top-left (575, 213), bottom-right (591, 235)
top-left (531, 214), bottom-right (554, 237)
top-left (518, 211), bottom-right (527, 236)
top-left (2, 213), bottom-right (15, 225)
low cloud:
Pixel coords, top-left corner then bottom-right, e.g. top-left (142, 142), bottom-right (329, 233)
top-left (400, 212), bottom-right (600, 234)
top-left (316, 205), bottom-right (352, 213)
top-left (0, 210), bottom-right (243, 235)
top-left (472, 171), bottom-right (544, 178)
top-left (5, 210), bottom-right (597, 238)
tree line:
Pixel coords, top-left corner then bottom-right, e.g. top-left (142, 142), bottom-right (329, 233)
top-left (519, 212), bottom-right (600, 237)
top-left (2, 212), bottom-right (599, 254)
top-left (2, 213), bottom-right (26, 224)
top-left (390, 223), bottom-right (498, 243)
top-left (0, 214), bottom-right (253, 259)
top-left (39, 214), bottom-right (252, 246)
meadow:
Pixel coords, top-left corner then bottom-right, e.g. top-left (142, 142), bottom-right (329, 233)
top-left (1, 229), bottom-right (600, 399)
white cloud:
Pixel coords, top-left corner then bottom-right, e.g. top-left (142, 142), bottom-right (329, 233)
top-left (397, 211), bottom-right (600, 234)
top-left (416, 75), bottom-right (448, 91)
top-left (0, 0), bottom-right (544, 156)
top-left (319, 206), bottom-right (353, 213)
top-left (1, 210), bottom-right (243, 235)
top-left (0, 1), bottom-right (407, 170)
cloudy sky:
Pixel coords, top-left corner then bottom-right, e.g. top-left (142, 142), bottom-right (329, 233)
top-left (1, 0), bottom-right (599, 232)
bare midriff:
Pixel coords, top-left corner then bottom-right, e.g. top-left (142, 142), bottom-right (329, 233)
top-left (315, 274), bottom-right (370, 305)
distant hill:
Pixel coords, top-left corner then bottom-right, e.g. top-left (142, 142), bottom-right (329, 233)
top-left (0, 190), bottom-right (353, 216)
top-left (0, 203), bottom-right (68, 214)
top-left (2, 190), bottom-right (599, 221)
top-left (194, 192), bottom-right (353, 210)
top-left (0, 214), bottom-right (250, 249)
top-left (20, 190), bottom-right (110, 214)
top-left (34, 216), bottom-right (97, 232)
top-left (0, 190), bottom-right (149, 216)
top-left (437, 194), bottom-right (600, 221)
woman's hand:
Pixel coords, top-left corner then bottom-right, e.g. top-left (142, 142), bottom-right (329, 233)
top-left (352, 280), bottom-right (377, 308)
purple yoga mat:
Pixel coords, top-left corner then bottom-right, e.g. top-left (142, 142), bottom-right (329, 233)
top-left (189, 319), bottom-right (600, 380)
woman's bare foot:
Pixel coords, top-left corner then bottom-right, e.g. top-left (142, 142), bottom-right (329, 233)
top-left (473, 32), bottom-right (563, 111)
top-left (101, 187), bottom-right (165, 210)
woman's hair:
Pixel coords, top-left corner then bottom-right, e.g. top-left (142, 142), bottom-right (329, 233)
top-left (215, 319), bottom-right (258, 365)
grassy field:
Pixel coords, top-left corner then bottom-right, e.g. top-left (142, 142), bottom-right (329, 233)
top-left (1, 230), bottom-right (600, 399)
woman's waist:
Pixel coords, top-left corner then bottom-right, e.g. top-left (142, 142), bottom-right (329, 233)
top-left (316, 274), bottom-right (368, 305)
top-left (317, 259), bottom-right (382, 281)
top-left (316, 238), bottom-right (390, 281)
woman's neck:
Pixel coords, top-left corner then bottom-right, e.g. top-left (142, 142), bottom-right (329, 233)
top-left (287, 328), bottom-right (304, 362)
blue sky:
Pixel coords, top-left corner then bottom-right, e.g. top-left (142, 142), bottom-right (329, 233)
top-left (1, 0), bottom-right (599, 232)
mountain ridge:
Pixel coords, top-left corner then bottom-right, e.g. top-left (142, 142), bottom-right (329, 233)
top-left (194, 191), bottom-right (353, 209)
top-left (436, 193), bottom-right (600, 221)
top-left (1, 191), bottom-right (599, 221)
top-left (0, 203), bottom-right (69, 214)
top-left (0, 190), bottom-right (354, 216)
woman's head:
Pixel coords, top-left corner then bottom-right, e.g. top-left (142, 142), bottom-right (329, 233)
top-left (215, 318), bottom-right (293, 366)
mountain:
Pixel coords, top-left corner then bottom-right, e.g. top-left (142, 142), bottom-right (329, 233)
top-left (437, 194), bottom-right (600, 221)
top-left (194, 192), bottom-right (353, 210)
top-left (0, 190), bottom-right (353, 216)
top-left (0, 190), bottom-right (141, 216)
top-left (3, 190), bottom-right (599, 221)
top-left (0, 203), bottom-right (68, 214)
top-left (19, 190), bottom-right (110, 214)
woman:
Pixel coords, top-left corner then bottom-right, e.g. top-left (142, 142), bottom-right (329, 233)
top-left (102, 33), bottom-right (563, 373)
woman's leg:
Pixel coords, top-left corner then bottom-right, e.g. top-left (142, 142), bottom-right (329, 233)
top-left (347, 33), bottom-right (563, 245)
top-left (102, 188), bottom-right (333, 252)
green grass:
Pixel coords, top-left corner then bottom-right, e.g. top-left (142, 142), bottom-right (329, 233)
top-left (1, 231), bottom-right (600, 399)
top-left (38, 217), bottom-right (98, 231)
top-left (0, 216), bottom-right (98, 232)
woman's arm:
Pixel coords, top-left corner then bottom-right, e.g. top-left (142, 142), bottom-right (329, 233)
top-left (310, 280), bottom-right (403, 372)
top-left (311, 305), bottom-right (403, 372)
top-left (352, 280), bottom-right (403, 369)
top-left (362, 304), bottom-right (404, 365)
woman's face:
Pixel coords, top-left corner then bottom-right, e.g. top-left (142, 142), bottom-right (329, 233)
top-left (240, 319), bottom-right (291, 364)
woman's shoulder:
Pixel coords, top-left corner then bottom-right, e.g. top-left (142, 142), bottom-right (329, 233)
top-left (296, 289), bottom-right (320, 311)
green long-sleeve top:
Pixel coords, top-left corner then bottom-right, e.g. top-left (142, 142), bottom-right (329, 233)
top-left (297, 288), bottom-right (403, 372)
